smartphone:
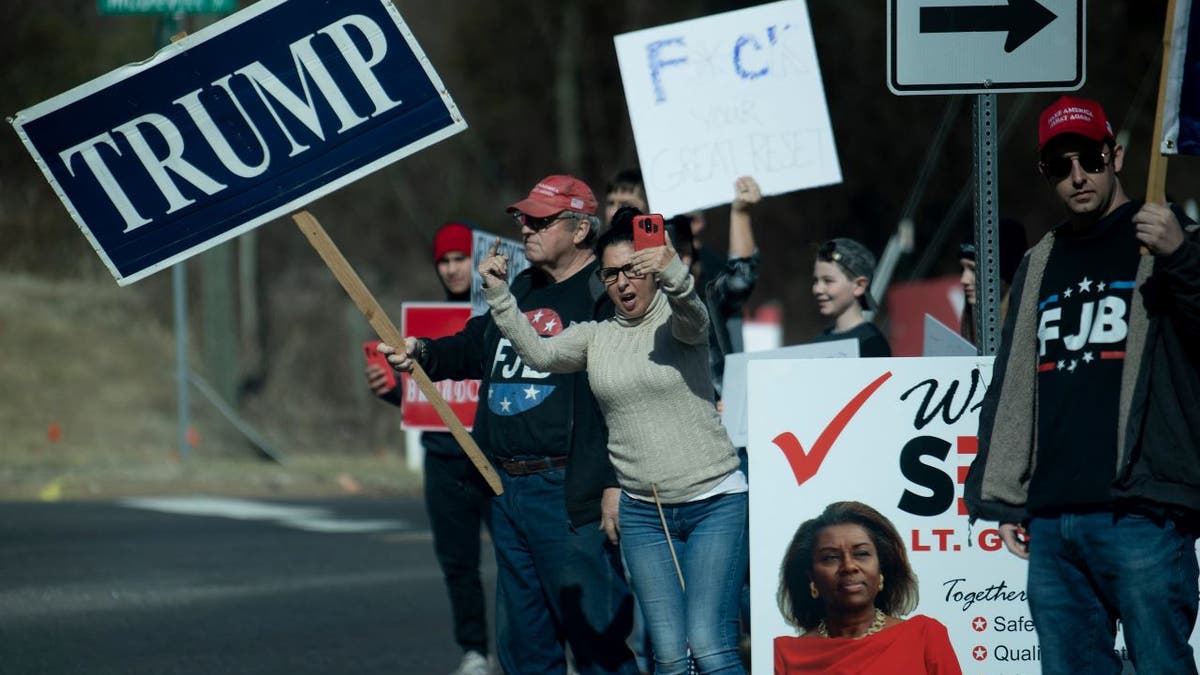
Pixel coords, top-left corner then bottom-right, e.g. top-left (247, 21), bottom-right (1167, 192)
top-left (632, 213), bottom-right (666, 250)
top-left (363, 340), bottom-right (397, 390)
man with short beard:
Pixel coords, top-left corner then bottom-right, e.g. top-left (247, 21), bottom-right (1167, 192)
top-left (966, 96), bottom-right (1200, 674)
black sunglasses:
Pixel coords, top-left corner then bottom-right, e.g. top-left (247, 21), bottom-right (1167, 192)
top-left (595, 263), bottom-right (647, 285)
top-left (513, 212), bottom-right (569, 232)
top-left (1038, 148), bottom-right (1110, 181)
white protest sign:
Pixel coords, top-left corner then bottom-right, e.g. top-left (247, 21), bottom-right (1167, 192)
top-left (720, 340), bottom-right (857, 447)
top-left (470, 229), bottom-right (529, 316)
top-left (924, 313), bottom-right (978, 357)
top-left (747, 357), bottom-right (1200, 673)
top-left (614, 0), bottom-right (841, 218)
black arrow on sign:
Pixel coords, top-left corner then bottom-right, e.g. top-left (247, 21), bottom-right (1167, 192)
top-left (920, 0), bottom-right (1058, 53)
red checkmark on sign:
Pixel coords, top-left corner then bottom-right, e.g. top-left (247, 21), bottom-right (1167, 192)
top-left (771, 371), bottom-right (893, 487)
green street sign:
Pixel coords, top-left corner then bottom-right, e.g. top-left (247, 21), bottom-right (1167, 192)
top-left (98, 0), bottom-right (237, 14)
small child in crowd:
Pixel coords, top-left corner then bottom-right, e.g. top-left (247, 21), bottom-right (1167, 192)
top-left (809, 237), bottom-right (892, 357)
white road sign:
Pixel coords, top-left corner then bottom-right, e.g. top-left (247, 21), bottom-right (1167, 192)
top-left (888, 0), bottom-right (1084, 95)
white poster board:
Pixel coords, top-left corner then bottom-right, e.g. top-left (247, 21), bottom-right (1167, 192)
top-left (470, 229), bottom-right (529, 316)
top-left (924, 314), bottom-right (978, 357)
top-left (747, 357), bottom-right (1200, 674)
top-left (614, 0), bottom-right (841, 218)
top-left (720, 340), bottom-right (857, 447)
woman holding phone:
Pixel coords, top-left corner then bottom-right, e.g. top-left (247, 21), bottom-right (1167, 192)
top-left (479, 206), bottom-right (747, 675)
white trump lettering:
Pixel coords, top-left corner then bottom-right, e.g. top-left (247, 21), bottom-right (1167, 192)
top-left (58, 13), bottom-right (404, 230)
top-left (59, 133), bottom-right (152, 232)
top-left (176, 83), bottom-right (272, 179)
top-left (112, 113), bottom-right (228, 225)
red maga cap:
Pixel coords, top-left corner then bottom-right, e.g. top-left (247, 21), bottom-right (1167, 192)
top-left (1038, 96), bottom-right (1115, 151)
top-left (506, 175), bottom-right (598, 218)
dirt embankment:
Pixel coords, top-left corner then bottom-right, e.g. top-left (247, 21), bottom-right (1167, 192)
top-left (0, 273), bottom-right (420, 501)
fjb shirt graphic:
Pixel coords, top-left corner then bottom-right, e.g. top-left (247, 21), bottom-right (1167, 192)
top-left (1036, 274), bottom-right (1135, 372)
top-left (1028, 219), bottom-right (1143, 512)
top-left (487, 308), bottom-right (561, 416)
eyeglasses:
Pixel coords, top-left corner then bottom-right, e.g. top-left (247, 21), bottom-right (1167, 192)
top-left (513, 212), bottom-right (570, 232)
top-left (1038, 149), bottom-right (1110, 181)
top-left (595, 263), bottom-right (647, 285)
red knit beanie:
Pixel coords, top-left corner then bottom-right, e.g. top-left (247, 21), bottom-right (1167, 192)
top-left (433, 223), bottom-right (473, 263)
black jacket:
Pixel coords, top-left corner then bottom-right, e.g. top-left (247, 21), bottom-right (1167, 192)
top-left (419, 261), bottom-right (617, 527)
top-left (965, 203), bottom-right (1200, 523)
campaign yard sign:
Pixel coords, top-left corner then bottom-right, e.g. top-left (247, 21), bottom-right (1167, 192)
top-left (12, 0), bottom-right (466, 285)
top-left (719, 339), bottom-right (857, 447)
top-left (614, 0), bottom-right (841, 219)
top-left (400, 303), bottom-right (476, 432)
top-left (747, 357), bottom-right (1200, 674)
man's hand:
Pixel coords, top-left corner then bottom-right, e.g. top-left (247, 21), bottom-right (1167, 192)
top-left (378, 338), bottom-right (421, 373)
top-left (1134, 203), bottom-right (1185, 257)
top-left (999, 522), bottom-right (1030, 560)
top-left (478, 237), bottom-right (509, 288)
top-left (732, 176), bottom-right (761, 213)
top-left (599, 487), bottom-right (621, 545)
top-left (365, 363), bottom-right (395, 396)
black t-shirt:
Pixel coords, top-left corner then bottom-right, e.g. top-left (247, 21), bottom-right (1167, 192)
top-left (810, 321), bottom-right (892, 357)
top-left (1027, 202), bottom-right (1142, 514)
top-left (480, 264), bottom-right (602, 459)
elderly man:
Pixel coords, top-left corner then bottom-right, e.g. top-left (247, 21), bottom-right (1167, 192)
top-left (966, 96), bottom-right (1200, 674)
top-left (383, 175), bottom-right (637, 675)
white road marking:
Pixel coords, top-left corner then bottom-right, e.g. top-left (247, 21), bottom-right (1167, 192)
top-left (119, 496), bottom-right (410, 533)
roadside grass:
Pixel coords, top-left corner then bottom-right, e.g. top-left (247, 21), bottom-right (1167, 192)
top-left (0, 273), bottom-right (421, 501)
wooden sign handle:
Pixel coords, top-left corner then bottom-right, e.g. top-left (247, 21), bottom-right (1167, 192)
top-left (1147, 0), bottom-right (1179, 207)
top-left (292, 210), bottom-right (503, 496)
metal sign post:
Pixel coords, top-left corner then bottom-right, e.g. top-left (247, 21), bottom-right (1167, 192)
top-left (972, 94), bottom-right (1002, 356)
top-left (888, 1), bottom-right (1087, 355)
top-left (97, 2), bottom-right (233, 460)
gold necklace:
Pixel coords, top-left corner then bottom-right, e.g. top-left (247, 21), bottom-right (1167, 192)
top-left (816, 608), bottom-right (887, 639)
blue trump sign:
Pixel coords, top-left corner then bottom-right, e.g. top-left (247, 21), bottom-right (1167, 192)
top-left (12, 0), bottom-right (466, 285)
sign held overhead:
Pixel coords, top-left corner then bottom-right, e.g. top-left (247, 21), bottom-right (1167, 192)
top-left (889, 0), bottom-right (1085, 95)
top-left (614, 0), bottom-right (841, 219)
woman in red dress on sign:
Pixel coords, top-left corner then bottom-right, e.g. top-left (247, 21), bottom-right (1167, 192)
top-left (774, 502), bottom-right (962, 674)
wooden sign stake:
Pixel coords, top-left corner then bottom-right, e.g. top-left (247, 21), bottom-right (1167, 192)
top-left (292, 210), bottom-right (503, 496)
top-left (1146, 0), bottom-right (1179, 207)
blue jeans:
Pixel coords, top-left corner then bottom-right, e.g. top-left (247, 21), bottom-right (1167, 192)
top-left (1027, 511), bottom-right (1199, 675)
top-left (491, 468), bottom-right (638, 675)
top-left (619, 491), bottom-right (748, 675)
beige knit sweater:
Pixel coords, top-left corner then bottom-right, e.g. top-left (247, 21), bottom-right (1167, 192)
top-left (485, 257), bottom-right (740, 503)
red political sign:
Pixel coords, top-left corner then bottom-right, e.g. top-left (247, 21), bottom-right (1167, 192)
top-left (885, 275), bottom-right (963, 357)
top-left (400, 302), bottom-right (477, 431)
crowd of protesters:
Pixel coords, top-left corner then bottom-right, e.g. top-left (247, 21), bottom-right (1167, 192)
top-left (367, 94), bottom-right (1200, 675)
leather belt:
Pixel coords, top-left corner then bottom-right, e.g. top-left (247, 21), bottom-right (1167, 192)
top-left (496, 456), bottom-right (569, 476)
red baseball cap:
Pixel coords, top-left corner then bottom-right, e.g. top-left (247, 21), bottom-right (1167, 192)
top-left (433, 222), bottom-right (472, 263)
top-left (506, 175), bottom-right (598, 218)
top-left (1038, 96), bottom-right (1115, 151)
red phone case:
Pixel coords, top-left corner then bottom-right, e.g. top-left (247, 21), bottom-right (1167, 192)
top-left (633, 214), bottom-right (666, 250)
top-left (363, 340), bottom-right (397, 390)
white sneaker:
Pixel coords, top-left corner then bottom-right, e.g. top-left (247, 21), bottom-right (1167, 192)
top-left (451, 650), bottom-right (490, 675)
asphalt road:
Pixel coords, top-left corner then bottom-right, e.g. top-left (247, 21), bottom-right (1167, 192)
top-left (0, 497), bottom-right (495, 675)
